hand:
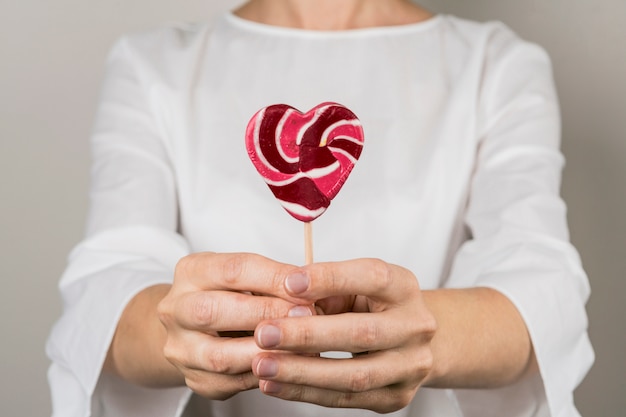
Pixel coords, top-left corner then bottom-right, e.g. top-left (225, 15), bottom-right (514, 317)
top-left (251, 258), bottom-right (437, 413)
top-left (157, 252), bottom-right (304, 400)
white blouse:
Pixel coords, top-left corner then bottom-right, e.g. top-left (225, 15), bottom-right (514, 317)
top-left (46, 12), bottom-right (593, 417)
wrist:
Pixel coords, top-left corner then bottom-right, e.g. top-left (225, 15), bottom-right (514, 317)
top-left (104, 284), bottom-right (184, 388)
top-left (419, 288), bottom-right (535, 389)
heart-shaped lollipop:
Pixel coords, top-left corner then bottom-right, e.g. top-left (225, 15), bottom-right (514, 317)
top-left (245, 102), bottom-right (364, 223)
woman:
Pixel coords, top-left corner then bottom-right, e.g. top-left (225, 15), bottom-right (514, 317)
top-left (47, 1), bottom-right (593, 416)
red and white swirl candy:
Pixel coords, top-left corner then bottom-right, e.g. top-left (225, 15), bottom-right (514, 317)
top-left (245, 102), bottom-right (364, 222)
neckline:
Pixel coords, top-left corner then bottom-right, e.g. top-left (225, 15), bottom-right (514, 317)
top-left (223, 11), bottom-right (443, 39)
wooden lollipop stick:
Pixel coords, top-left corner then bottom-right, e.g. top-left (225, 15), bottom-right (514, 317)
top-left (304, 222), bottom-right (313, 265)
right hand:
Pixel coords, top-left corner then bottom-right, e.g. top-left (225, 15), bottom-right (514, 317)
top-left (157, 252), bottom-right (307, 400)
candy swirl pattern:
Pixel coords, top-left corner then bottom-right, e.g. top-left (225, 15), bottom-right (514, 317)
top-left (245, 102), bottom-right (364, 222)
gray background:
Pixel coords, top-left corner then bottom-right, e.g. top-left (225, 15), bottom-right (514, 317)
top-left (1, 0), bottom-right (624, 415)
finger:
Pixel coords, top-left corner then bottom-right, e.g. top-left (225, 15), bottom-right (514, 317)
top-left (257, 379), bottom-right (416, 414)
top-left (185, 368), bottom-right (258, 401)
top-left (314, 295), bottom-right (356, 315)
top-left (256, 310), bottom-right (427, 353)
top-left (284, 259), bottom-right (420, 304)
top-left (252, 348), bottom-right (431, 393)
top-left (175, 290), bottom-right (304, 332)
top-left (175, 252), bottom-right (297, 298)
top-left (164, 330), bottom-right (260, 375)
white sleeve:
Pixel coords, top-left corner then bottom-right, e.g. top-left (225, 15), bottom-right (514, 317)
top-left (445, 26), bottom-right (594, 417)
top-left (46, 38), bottom-right (191, 417)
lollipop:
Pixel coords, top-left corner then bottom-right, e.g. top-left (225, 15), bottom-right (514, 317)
top-left (245, 102), bottom-right (364, 263)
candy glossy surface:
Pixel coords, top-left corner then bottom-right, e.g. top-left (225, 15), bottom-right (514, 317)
top-left (246, 102), bottom-right (364, 222)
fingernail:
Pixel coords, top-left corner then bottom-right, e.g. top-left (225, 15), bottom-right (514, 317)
top-left (288, 305), bottom-right (312, 317)
top-left (256, 357), bottom-right (278, 378)
top-left (285, 272), bottom-right (309, 294)
top-left (261, 380), bottom-right (283, 394)
top-left (257, 325), bottom-right (281, 348)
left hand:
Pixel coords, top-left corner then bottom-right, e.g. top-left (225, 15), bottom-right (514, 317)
top-left (251, 258), bottom-right (437, 413)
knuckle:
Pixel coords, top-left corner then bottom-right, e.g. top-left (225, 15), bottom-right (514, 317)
top-left (412, 346), bottom-right (435, 376)
top-left (271, 264), bottom-right (293, 293)
top-left (418, 311), bottom-right (438, 340)
top-left (190, 295), bottom-right (218, 328)
top-left (235, 372), bottom-right (258, 391)
top-left (156, 298), bottom-right (172, 326)
top-left (221, 253), bottom-right (247, 285)
top-left (405, 307), bottom-right (438, 342)
top-left (348, 368), bottom-right (373, 392)
top-left (405, 346), bottom-right (434, 383)
top-left (260, 298), bottom-right (280, 320)
top-left (326, 264), bottom-right (342, 293)
top-left (174, 254), bottom-right (196, 280)
top-left (312, 262), bottom-right (342, 294)
top-left (420, 350), bottom-right (435, 374)
top-left (376, 389), bottom-right (415, 414)
top-left (351, 318), bottom-right (379, 351)
top-left (184, 371), bottom-right (240, 400)
top-left (293, 385), bottom-right (311, 403)
top-left (332, 392), bottom-right (354, 408)
top-left (210, 386), bottom-right (237, 401)
top-left (162, 340), bottom-right (179, 364)
top-left (425, 314), bottom-right (438, 335)
top-left (307, 263), bottom-right (331, 293)
top-left (184, 375), bottom-right (202, 393)
top-left (205, 347), bottom-right (233, 374)
top-left (395, 389), bottom-right (416, 411)
top-left (368, 259), bottom-right (393, 292)
top-left (294, 324), bottom-right (313, 347)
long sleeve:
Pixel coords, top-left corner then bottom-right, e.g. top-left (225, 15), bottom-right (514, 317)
top-left (444, 25), bottom-right (594, 417)
top-left (46, 15), bottom-right (594, 417)
top-left (46, 38), bottom-right (191, 417)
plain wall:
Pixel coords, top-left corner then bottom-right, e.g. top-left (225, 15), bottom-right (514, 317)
top-left (1, 1), bottom-right (623, 416)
